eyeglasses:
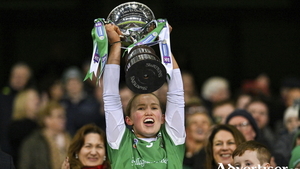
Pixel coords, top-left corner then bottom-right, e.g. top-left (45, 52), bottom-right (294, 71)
top-left (232, 121), bottom-right (250, 129)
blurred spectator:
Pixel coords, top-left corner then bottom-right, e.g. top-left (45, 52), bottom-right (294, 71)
top-left (283, 105), bottom-right (300, 134)
top-left (40, 78), bottom-right (64, 108)
top-left (0, 148), bottom-right (15, 169)
top-left (226, 109), bottom-right (259, 141)
top-left (201, 76), bottom-right (230, 115)
top-left (183, 110), bottom-right (212, 169)
top-left (182, 71), bottom-right (199, 103)
top-left (288, 146), bottom-right (300, 169)
top-left (0, 62), bottom-right (34, 153)
top-left (120, 84), bottom-right (134, 112)
top-left (234, 92), bottom-right (253, 109)
top-left (18, 101), bottom-right (71, 169)
top-left (271, 77), bottom-right (300, 131)
top-left (241, 73), bottom-right (271, 99)
top-left (293, 130), bottom-right (300, 147)
top-left (153, 82), bottom-right (168, 112)
top-left (8, 88), bottom-right (40, 166)
top-left (273, 104), bottom-right (300, 166)
top-left (94, 77), bottom-right (104, 115)
top-left (246, 98), bottom-right (275, 151)
top-left (60, 66), bottom-right (105, 136)
top-left (185, 96), bottom-right (206, 114)
top-left (285, 88), bottom-right (300, 108)
top-left (205, 124), bottom-right (246, 169)
top-left (274, 88), bottom-right (300, 133)
top-left (212, 100), bottom-right (235, 124)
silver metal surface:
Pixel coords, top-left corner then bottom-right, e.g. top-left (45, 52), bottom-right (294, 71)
top-left (107, 2), bottom-right (156, 46)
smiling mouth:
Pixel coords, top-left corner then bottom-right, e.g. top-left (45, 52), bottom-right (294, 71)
top-left (196, 129), bottom-right (204, 134)
top-left (88, 157), bottom-right (99, 161)
top-left (144, 118), bottom-right (154, 124)
top-left (220, 154), bottom-right (231, 158)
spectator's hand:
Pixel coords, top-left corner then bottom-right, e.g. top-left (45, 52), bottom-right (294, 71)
top-left (61, 157), bottom-right (70, 169)
top-left (105, 24), bottom-right (122, 45)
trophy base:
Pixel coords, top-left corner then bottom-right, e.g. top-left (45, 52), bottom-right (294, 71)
top-left (125, 59), bottom-right (166, 94)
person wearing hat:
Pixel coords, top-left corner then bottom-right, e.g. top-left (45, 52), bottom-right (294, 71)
top-left (272, 105), bottom-right (300, 167)
top-left (283, 105), bottom-right (300, 134)
top-left (225, 109), bottom-right (259, 141)
top-left (60, 66), bottom-right (105, 136)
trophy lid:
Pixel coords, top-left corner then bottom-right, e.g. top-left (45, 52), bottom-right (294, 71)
top-left (107, 2), bottom-right (155, 34)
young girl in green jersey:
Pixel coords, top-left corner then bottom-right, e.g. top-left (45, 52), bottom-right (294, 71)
top-left (103, 23), bottom-right (185, 169)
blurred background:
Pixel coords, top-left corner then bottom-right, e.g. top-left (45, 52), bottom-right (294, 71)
top-left (0, 0), bottom-right (300, 95)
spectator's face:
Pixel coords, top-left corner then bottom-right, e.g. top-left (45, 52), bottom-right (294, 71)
top-left (182, 73), bottom-right (195, 97)
top-left (211, 88), bottom-right (230, 103)
top-left (10, 66), bottom-right (31, 91)
top-left (233, 150), bottom-right (269, 168)
top-left (236, 95), bottom-right (252, 109)
top-left (213, 104), bottom-right (235, 124)
top-left (285, 117), bottom-right (300, 133)
top-left (247, 102), bottom-right (268, 129)
top-left (46, 108), bottom-right (66, 132)
top-left (286, 88), bottom-right (300, 107)
top-left (65, 78), bottom-right (83, 95)
top-left (50, 82), bottom-right (64, 101)
top-left (125, 94), bottom-right (164, 138)
top-left (228, 116), bottom-right (256, 141)
top-left (120, 87), bottom-right (134, 110)
top-left (79, 133), bottom-right (106, 166)
top-left (26, 90), bottom-right (40, 119)
top-left (186, 113), bottom-right (211, 142)
top-left (213, 130), bottom-right (236, 167)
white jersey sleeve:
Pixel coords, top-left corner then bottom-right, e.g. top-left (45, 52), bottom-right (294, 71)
top-left (103, 64), bottom-right (126, 149)
top-left (164, 68), bottom-right (186, 145)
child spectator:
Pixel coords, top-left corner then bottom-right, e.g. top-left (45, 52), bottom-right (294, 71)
top-left (232, 140), bottom-right (271, 169)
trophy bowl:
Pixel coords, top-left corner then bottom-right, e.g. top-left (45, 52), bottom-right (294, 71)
top-left (107, 2), bottom-right (156, 46)
top-left (125, 45), bottom-right (166, 93)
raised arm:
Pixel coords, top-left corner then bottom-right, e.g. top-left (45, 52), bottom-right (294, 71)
top-left (103, 24), bottom-right (126, 149)
top-left (106, 24), bottom-right (122, 65)
top-left (164, 53), bottom-right (185, 145)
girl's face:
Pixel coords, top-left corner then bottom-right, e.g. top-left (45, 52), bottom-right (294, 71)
top-left (213, 130), bottom-right (237, 167)
top-left (125, 94), bottom-right (164, 138)
top-left (78, 133), bottom-right (106, 166)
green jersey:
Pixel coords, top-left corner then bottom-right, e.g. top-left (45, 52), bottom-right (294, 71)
top-left (107, 125), bottom-right (185, 169)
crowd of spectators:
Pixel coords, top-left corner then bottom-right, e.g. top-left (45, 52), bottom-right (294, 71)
top-left (0, 60), bottom-right (300, 168)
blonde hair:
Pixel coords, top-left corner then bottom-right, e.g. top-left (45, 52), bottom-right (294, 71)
top-left (201, 77), bottom-right (229, 100)
top-left (38, 101), bottom-right (64, 127)
top-left (12, 88), bottom-right (38, 120)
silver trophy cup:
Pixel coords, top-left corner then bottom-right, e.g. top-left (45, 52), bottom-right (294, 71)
top-left (107, 2), bottom-right (167, 93)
